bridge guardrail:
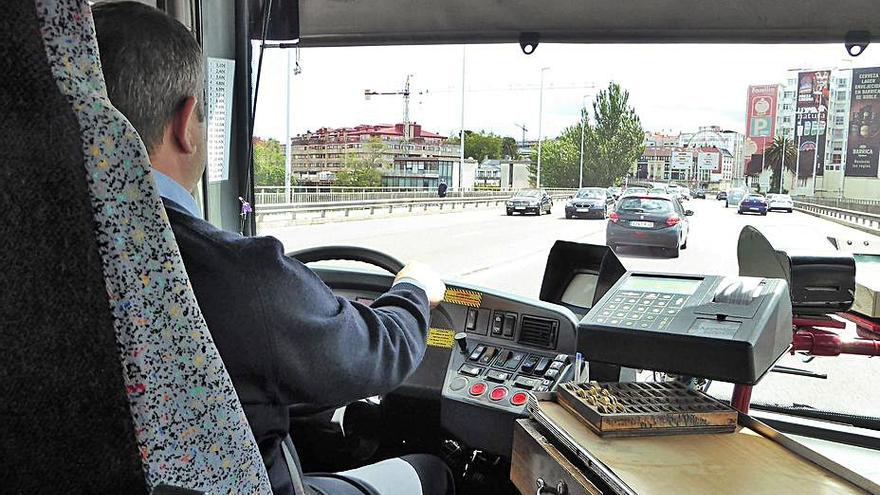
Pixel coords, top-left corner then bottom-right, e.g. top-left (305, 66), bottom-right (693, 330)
top-left (255, 191), bottom-right (575, 224)
top-left (254, 186), bottom-right (578, 206)
top-left (794, 200), bottom-right (880, 235)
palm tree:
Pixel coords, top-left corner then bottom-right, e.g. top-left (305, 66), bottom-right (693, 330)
top-left (763, 136), bottom-right (797, 194)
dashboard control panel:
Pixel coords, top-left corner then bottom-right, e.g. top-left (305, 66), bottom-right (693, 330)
top-left (444, 344), bottom-right (570, 412)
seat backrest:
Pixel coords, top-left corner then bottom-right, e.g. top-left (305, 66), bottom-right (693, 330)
top-left (1, 1), bottom-right (271, 492)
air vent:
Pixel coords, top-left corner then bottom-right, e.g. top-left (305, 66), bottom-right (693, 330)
top-left (518, 315), bottom-right (559, 349)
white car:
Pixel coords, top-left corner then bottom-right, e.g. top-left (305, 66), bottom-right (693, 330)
top-left (767, 193), bottom-right (794, 213)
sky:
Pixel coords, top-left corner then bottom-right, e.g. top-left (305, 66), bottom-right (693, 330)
top-left (251, 43), bottom-right (880, 143)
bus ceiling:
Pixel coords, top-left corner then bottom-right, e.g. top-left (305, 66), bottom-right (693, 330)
top-left (249, 0), bottom-right (877, 55)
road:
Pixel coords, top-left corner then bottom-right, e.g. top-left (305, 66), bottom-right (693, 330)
top-left (262, 198), bottom-right (880, 418)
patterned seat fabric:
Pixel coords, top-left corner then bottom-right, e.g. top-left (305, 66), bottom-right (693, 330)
top-left (7, 0), bottom-right (272, 492)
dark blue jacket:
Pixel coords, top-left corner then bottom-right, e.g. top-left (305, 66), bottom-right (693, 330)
top-left (162, 199), bottom-right (431, 493)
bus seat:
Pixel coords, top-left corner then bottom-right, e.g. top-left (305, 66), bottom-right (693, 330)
top-left (0, 1), bottom-right (271, 493)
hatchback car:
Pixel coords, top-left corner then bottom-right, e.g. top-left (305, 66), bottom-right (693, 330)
top-left (725, 188), bottom-right (746, 208)
top-left (716, 190), bottom-right (727, 201)
top-left (606, 194), bottom-right (693, 258)
top-left (738, 193), bottom-right (769, 215)
top-left (693, 189), bottom-right (706, 199)
top-left (565, 187), bottom-right (613, 219)
top-left (767, 193), bottom-right (794, 213)
top-left (506, 188), bottom-right (552, 215)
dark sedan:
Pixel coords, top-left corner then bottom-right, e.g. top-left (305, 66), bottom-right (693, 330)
top-left (716, 191), bottom-right (727, 201)
top-left (738, 193), bottom-right (768, 215)
top-left (606, 194), bottom-right (693, 258)
top-left (693, 189), bottom-right (706, 199)
top-left (565, 187), bottom-right (612, 219)
top-left (506, 188), bottom-right (553, 215)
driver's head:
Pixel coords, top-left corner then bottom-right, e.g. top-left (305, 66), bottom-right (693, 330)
top-left (93, 1), bottom-right (206, 192)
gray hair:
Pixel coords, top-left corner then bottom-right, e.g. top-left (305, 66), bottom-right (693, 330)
top-left (93, 1), bottom-right (204, 154)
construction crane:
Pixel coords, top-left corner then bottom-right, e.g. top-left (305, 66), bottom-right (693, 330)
top-left (364, 74), bottom-right (426, 142)
top-left (514, 123), bottom-right (529, 147)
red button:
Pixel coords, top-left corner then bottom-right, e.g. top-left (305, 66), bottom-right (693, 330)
top-left (489, 386), bottom-right (508, 401)
top-left (469, 382), bottom-right (487, 396)
top-left (510, 392), bottom-right (529, 406)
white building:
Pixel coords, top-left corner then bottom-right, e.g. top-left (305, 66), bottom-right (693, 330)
top-left (768, 69), bottom-right (878, 199)
top-left (679, 126), bottom-right (745, 179)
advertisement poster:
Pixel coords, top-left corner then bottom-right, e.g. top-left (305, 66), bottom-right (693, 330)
top-left (795, 70), bottom-right (830, 178)
top-left (743, 85), bottom-right (778, 174)
top-left (846, 67), bottom-right (880, 177)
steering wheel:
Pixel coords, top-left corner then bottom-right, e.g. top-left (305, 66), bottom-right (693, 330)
top-left (286, 245), bottom-right (405, 274)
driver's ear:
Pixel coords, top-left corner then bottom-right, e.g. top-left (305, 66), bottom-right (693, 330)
top-left (171, 96), bottom-right (199, 155)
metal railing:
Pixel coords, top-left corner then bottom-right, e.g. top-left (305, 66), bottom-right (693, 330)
top-left (255, 190), bottom-right (577, 225)
top-left (794, 196), bottom-right (880, 216)
top-left (254, 186), bottom-right (577, 206)
top-left (794, 200), bottom-right (880, 234)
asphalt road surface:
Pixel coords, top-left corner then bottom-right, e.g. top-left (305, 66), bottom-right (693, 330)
top-left (263, 198), bottom-right (880, 420)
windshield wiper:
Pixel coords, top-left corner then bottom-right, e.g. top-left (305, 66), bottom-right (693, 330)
top-left (771, 365), bottom-right (828, 379)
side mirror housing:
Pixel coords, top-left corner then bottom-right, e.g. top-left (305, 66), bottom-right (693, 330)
top-left (685, 210), bottom-right (694, 216)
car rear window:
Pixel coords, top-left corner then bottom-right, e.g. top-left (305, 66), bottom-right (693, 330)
top-left (618, 197), bottom-right (673, 213)
top-left (576, 189), bottom-right (605, 198)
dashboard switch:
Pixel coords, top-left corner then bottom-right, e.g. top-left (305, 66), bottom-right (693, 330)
top-left (502, 314), bottom-right (516, 338)
top-left (544, 369), bottom-right (559, 380)
top-left (486, 370), bottom-right (510, 383)
top-left (534, 358), bottom-right (551, 376)
top-left (449, 377), bottom-right (468, 391)
top-left (459, 364), bottom-right (482, 377)
top-left (504, 352), bottom-right (525, 370)
top-left (491, 313), bottom-right (504, 335)
top-left (489, 386), bottom-right (508, 402)
top-left (494, 350), bottom-right (512, 367)
top-left (520, 355), bottom-right (539, 374)
top-left (510, 392), bottom-right (529, 406)
top-left (454, 332), bottom-right (469, 355)
top-left (479, 347), bottom-right (498, 365)
top-left (513, 376), bottom-right (541, 390)
top-left (468, 345), bottom-right (486, 361)
top-left (469, 382), bottom-right (487, 397)
top-left (465, 308), bottom-right (479, 331)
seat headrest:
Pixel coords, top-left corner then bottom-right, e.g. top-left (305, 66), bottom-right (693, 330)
top-left (27, 0), bottom-right (272, 491)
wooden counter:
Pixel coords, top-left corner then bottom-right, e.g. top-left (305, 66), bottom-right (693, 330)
top-left (528, 401), bottom-right (872, 495)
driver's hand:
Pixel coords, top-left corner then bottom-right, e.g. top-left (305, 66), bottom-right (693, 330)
top-left (394, 261), bottom-right (446, 308)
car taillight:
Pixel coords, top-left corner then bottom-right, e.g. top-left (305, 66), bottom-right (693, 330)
top-left (609, 212), bottom-right (620, 223)
top-left (666, 215), bottom-right (681, 227)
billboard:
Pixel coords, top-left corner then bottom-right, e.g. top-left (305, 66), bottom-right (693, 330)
top-left (846, 67), bottom-right (880, 177)
top-left (670, 150), bottom-right (692, 170)
top-left (795, 70), bottom-right (830, 178)
top-left (744, 85), bottom-right (779, 174)
top-left (697, 151), bottom-right (720, 171)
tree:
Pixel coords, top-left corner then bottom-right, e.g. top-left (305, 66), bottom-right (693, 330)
top-left (528, 137), bottom-right (580, 187)
top-left (253, 138), bottom-right (289, 187)
top-left (335, 163), bottom-right (382, 187)
top-left (763, 136), bottom-right (797, 194)
top-left (334, 136), bottom-right (387, 187)
top-left (501, 136), bottom-right (520, 159)
top-left (582, 82), bottom-right (645, 186)
top-left (448, 130), bottom-right (505, 161)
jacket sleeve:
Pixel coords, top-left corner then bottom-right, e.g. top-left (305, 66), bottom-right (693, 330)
top-left (244, 236), bottom-right (431, 414)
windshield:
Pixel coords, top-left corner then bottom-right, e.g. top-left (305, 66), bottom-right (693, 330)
top-left (250, 42), bottom-right (880, 428)
top-left (575, 189), bottom-right (605, 199)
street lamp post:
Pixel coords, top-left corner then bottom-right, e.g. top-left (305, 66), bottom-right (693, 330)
top-left (578, 94), bottom-right (589, 189)
top-left (284, 50), bottom-right (292, 202)
top-left (459, 46), bottom-right (466, 191)
top-left (536, 67), bottom-right (549, 187)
